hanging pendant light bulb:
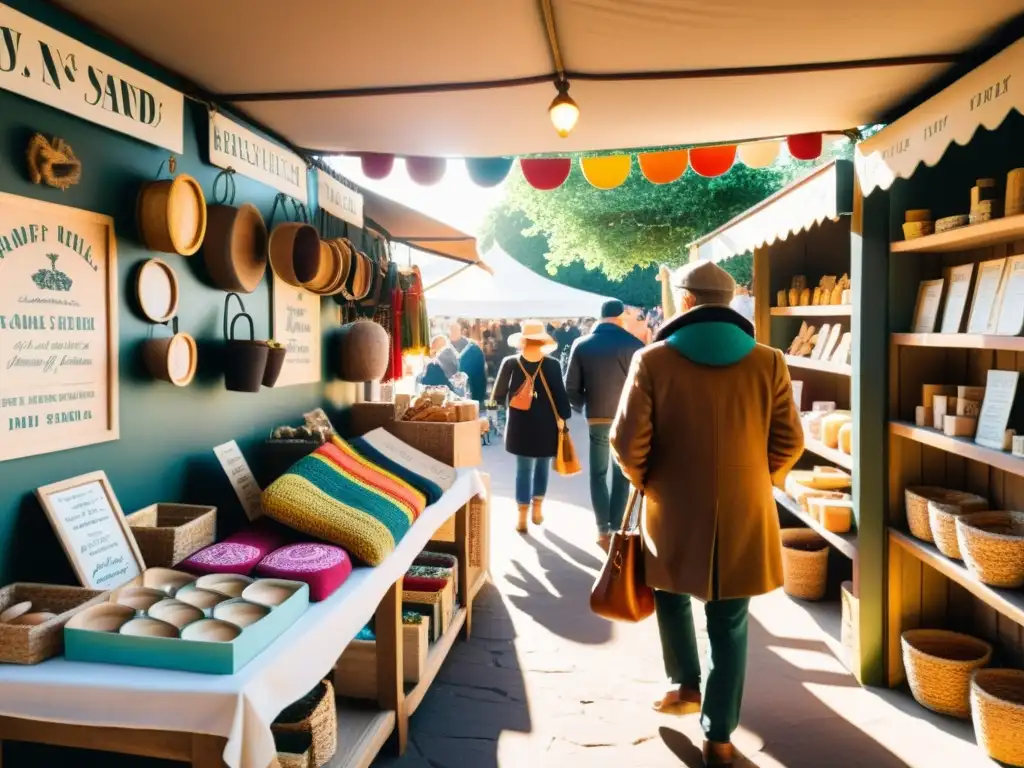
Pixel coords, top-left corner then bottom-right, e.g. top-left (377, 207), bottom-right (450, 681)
top-left (548, 78), bottom-right (579, 138)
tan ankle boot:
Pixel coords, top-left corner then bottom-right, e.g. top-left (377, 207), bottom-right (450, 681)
top-left (703, 740), bottom-right (734, 765)
top-left (516, 504), bottom-right (529, 533)
top-left (531, 497), bottom-right (544, 525)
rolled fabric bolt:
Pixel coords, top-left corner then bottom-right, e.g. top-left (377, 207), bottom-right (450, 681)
top-left (915, 406), bottom-right (933, 428)
top-left (943, 415), bottom-right (977, 438)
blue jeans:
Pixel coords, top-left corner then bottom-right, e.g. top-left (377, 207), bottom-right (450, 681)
top-left (589, 423), bottom-right (631, 533)
top-left (515, 456), bottom-right (550, 505)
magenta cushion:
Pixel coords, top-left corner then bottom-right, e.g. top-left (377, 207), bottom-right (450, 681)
top-left (256, 543), bottom-right (352, 601)
top-left (180, 522), bottom-right (291, 576)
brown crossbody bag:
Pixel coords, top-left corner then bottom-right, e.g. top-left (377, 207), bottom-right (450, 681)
top-left (537, 368), bottom-right (582, 477)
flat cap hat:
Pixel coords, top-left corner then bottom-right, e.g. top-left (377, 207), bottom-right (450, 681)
top-left (672, 260), bottom-right (736, 294)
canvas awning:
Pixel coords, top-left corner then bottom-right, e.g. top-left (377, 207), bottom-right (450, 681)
top-left (362, 187), bottom-right (480, 265)
top-left (47, 0), bottom-right (1024, 157)
top-left (689, 160), bottom-right (854, 263)
top-left (857, 37), bottom-right (1024, 194)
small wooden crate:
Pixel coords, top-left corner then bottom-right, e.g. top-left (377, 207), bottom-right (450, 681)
top-left (333, 621), bottom-right (429, 699)
top-left (0, 583), bottom-right (107, 664)
top-left (404, 580), bottom-right (455, 639)
top-left (126, 503), bottom-right (216, 567)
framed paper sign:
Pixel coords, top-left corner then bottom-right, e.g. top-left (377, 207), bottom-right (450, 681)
top-left (911, 279), bottom-right (944, 333)
top-left (35, 471), bottom-right (144, 590)
top-left (270, 274), bottom-right (321, 387)
top-left (0, 194), bottom-right (120, 462)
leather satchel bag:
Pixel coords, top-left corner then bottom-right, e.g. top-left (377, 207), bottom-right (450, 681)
top-left (538, 368), bottom-right (582, 476)
top-left (590, 488), bottom-right (655, 623)
top-left (509, 357), bottom-right (539, 411)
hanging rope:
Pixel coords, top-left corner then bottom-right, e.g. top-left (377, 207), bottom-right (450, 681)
top-left (538, 0), bottom-right (567, 82)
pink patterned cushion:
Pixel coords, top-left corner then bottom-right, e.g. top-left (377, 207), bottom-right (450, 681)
top-left (180, 522), bottom-right (291, 576)
top-left (256, 542), bottom-right (352, 601)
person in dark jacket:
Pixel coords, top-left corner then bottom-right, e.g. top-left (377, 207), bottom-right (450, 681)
top-left (418, 336), bottom-right (455, 390)
top-left (452, 321), bottom-right (488, 406)
top-left (491, 320), bottom-right (571, 533)
top-left (565, 299), bottom-right (645, 550)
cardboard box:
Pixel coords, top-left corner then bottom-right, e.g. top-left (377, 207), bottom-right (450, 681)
top-left (333, 621), bottom-right (429, 699)
top-left (347, 402), bottom-right (398, 437)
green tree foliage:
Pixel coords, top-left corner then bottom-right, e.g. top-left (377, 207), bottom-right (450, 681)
top-left (481, 137), bottom-right (864, 301)
top-left (717, 252), bottom-right (754, 290)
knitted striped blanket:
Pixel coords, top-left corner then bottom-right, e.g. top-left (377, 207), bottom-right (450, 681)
top-left (349, 435), bottom-right (444, 505)
top-left (262, 442), bottom-right (419, 566)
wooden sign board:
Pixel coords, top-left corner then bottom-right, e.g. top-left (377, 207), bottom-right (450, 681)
top-left (270, 274), bottom-right (321, 387)
top-left (0, 193), bottom-right (119, 462)
top-left (35, 471), bottom-right (144, 590)
top-left (912, 279), bottom-right (944, 333)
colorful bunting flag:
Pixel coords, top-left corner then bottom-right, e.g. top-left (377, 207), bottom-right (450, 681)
top-left (520, 158), bottom-right (572, 191)
top-left (638, 150), bottom-right (688, 184)
top-left (690, 145), bottom-right (737, 178)
top-left (580, 155), bottom-right (631, 190)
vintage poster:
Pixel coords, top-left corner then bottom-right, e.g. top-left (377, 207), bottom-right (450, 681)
top-left (270, 273), bottom-right (321, 387)
top-left (0, 193), bottom-right (119, 461)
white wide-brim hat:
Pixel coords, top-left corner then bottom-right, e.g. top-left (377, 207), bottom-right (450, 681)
top-left (508, 320), bottom-right (558, 355)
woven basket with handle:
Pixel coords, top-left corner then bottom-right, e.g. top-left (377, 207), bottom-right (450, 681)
top-left (272, 680), bottom-right (337, 768)
top-left (956, 511), bottom-right (1024, 588)
top-left (971, 668), bottom-right (1024, 766)
top-left (780, 528), bottom-right (829, 601)
top-left (901, 629), bottom-right (992, 718)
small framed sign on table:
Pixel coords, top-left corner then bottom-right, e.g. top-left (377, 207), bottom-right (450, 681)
top-left (35, 471), bottom-right (144, 590)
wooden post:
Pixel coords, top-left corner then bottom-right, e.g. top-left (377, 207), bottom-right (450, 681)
top-left (752, 244), bottom-right (771, 345)
top-left (190, 734), bottom-right (228, 767)
top-left (375, 577), bottom-right (407, 754)
top-left (456, 503), bottom-right (473, 639)
top-left (850, 177), bottom-right (890, 687)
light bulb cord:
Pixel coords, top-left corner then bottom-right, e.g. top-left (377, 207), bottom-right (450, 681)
top-left (538, 0), bottom-right (567, 85)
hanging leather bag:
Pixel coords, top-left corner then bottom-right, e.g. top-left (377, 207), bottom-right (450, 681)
top-left (509, 357), bottom-right (540, 411)
top-left (538, 368), bottom-right (582, 476)
top-left (590, 488), bottom-right (655, 623)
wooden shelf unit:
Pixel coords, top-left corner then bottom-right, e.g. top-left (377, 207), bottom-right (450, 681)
top-left (774, 487), bottom-right (858, 560)
top-left (890, 214), bottom-right (1024, 254)
top-left (803, 432), bottom-right (854, 471)
top-left (889, 421), bottom-right (1024, 479)
top-left (771, 305), bottom-right (852, 317)
top-left (892, 333), bottom-right (1024, 352)
top-left (785, 355), bottom-right (852, 376)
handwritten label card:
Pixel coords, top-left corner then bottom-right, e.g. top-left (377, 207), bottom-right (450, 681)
top-left (975, 370), bottom-right (1019, 450)
top-left (940, 263), bottom-right (974, 334)
top-left (271, 274), bottom-right (321, 387)
top-left (995, 255), bottom-right (1024, 336)
top-left (912, 279), bottom-right (944, 333)
top-left (967, 258), bottom-right (1008, 334)
top-left (36, 471), bottom-right (143, 590)
top-left (214, 441), bottom-right (263, 521)
top-left (361, 427), bottom-right (457, 491)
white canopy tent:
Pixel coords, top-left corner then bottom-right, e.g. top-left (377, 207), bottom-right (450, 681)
top-left (423, 249), bottom-right (611, 320)
top-left (48, 1), bottom-right (1024, 156)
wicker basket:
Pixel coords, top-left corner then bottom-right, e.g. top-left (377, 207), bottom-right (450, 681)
top-left (929, 491), bottom-right (989, 560)
top-left (956, 511), bottom-right (1024, 588)
top-left (0, 583), bottom-right (107, 664)
top-left (274, 731), bottom-right (313, 768)
top-left (272, 680), bottom-right (337, 768)
top-left (780, 529), bottom-right (829, 601)
top-left (901, 629), bottom-right (992, 718)
top-left (904, 487), bottom-right (986, 544)
top-left (971, 668), bottom-right (1024, 766)
top-left (126, 503), bottom-right (217, 567)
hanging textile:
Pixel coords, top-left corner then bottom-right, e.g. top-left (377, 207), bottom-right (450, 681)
top-left (689, 145), bottom-right (737, 177)
top-left (400, 267), bottom-right (429, 356)
top-left (406, 156), bottom-right (446, 185)
top-left (787, 133), bottom-right (823, 161)
top-left (738, 141), bottom-right (782, 169)
top-left (638, 150), bottom-right (688, 184)
top-left (361, 153), bottom-right (395, 179)
top-left (384, 282), bottom-right (404, 382)
top-left (580, 155), bottom-right (631, 190)
top-left (466, 157), bottom-right (514, 187)
top-left (520, 157), bottom-right (572, 190)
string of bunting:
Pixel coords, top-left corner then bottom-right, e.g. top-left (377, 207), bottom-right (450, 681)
top-left (351, 132), bottom-right (825, 191)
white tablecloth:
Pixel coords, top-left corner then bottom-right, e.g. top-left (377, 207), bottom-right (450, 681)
top-left (0, 469), bottom-right (485, 768)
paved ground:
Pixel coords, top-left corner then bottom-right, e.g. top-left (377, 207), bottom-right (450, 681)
top-left (375, 420), bottom-right (994, 767)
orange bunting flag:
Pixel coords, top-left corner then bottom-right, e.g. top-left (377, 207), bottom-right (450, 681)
top-left (638, 150), bottom-right (688, 184)
top-left (689, 145), bottom-right (737, 177)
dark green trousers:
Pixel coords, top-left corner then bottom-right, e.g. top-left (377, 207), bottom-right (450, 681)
top-left (654, 590), bottom-right (750, 742)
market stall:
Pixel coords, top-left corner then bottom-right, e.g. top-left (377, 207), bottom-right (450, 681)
top-left (689, 159), bottom-right (865, 678)
top-left (855, 35), bottom-right (1024, 765)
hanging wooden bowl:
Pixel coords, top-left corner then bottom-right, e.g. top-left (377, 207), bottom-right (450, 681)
top-left (204, 202), bottom-right (268, 293)
top-left (142, 319), bottom-right (198, 387)
top-left (269, 222), bottom-right (320, 287)
top-left (303, 240), bottom-right (338, 294)
top-left (135, 258), bottom-right (179, 323)
top-left (137, 174), bottom-right (207, 256)
top-left (318, 240), bottom-right (350, 296)
top-left (350, 251), bottom-right (372, 300)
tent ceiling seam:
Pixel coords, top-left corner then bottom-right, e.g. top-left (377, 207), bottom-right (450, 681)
top-left (218, 54), bottom-right (958, 102)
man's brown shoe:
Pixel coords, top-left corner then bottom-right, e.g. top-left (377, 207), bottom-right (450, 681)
top-left (652, 687), bottom-right (701, 715)
top-left (703, 740), bottom-right (735, 765)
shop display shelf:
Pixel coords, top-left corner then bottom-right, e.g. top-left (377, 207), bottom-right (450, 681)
top-left (785, 355), bottom-right (852, 376)
top-left (327, 701), bottom-right (396, 768)
top-left (890, 214), bottom-right (1024, 254)
top-left (771, 305), bottom-right (852, 317)
top-left (802, 433), bottom-right (853, 471)
top-left (889, 421), bottom-right (1024, 479)
top-left (889, 528), bottom-right (1024, 628)
top-left (405, 605), bottom-right (468, 715)
top-left (773, 487), bottom-right (857, 560)
top-left (891, 333), bottom-right (1024, 352)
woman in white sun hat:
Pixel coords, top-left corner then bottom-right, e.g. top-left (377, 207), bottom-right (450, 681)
top-left (491, 319), bottom-right (573, 533)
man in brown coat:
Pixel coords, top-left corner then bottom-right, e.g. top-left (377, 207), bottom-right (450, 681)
top-left (611, 260), bottom-right (803, 766)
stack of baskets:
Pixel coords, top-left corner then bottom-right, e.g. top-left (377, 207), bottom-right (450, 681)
top-left (904, 487), bottom-right (987, 546)
top-left (272, 680), bottom-right (337, 768)
top-left (779, 528), bottom-right (829, 601)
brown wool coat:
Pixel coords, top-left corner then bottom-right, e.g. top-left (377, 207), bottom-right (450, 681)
top-left (610, 315), bottom-right (803, 601)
